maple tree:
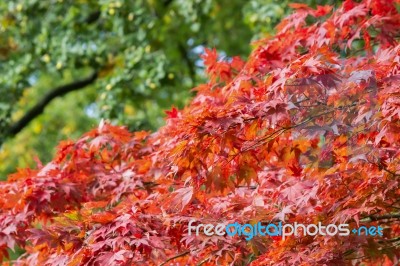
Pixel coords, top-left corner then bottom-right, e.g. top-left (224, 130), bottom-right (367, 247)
top-left (1, 0), bottom-right (400, 265)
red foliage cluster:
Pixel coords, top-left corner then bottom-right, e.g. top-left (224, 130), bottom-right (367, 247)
top-left (1, 0), bottom-right (400, 265)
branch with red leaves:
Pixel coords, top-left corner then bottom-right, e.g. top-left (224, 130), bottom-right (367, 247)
top-left (1, 0), bottom-right (400, 265)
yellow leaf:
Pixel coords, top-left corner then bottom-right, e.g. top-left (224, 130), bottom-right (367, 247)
top-left (64, 210), bottom-right (81, 221)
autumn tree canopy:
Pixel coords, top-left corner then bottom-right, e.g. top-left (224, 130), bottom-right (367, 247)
top-left (1, 0), bottom-right (400, 265)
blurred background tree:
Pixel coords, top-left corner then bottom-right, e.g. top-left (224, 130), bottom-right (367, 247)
top-left (0, 0), bottom-right (338, 180)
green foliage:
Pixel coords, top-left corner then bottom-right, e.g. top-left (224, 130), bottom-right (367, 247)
top-left (0, 0), bottom-right (338, 179)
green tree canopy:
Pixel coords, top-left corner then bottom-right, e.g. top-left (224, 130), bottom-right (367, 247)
top-left (0, 0), bottom-right (337, 178)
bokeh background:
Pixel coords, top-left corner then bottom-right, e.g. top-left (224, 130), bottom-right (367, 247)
top-left (0, 0), bottom-right (338, 180)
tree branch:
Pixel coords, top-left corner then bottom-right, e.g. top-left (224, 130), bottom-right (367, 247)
top-left (378, 236), bottom-right (400, 244)
top-left (160, 251), bottom-right (190, 266)
top-left (85, 11), bottom-right (101, 24)
top-left (163, 0), bottom-right (174, 8)
top-left (178, 42), bottom-right (196, 86)
top-left (362, 213), bottom-right (400, 222)
top-left (7, 72), bottom-right (98, 137)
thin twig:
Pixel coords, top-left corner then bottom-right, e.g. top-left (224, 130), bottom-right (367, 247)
top-left (160, 251), bottom-right (190, 266)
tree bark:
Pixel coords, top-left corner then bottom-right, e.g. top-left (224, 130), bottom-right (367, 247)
top-left (7, 72), bottom-right (98, 137)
